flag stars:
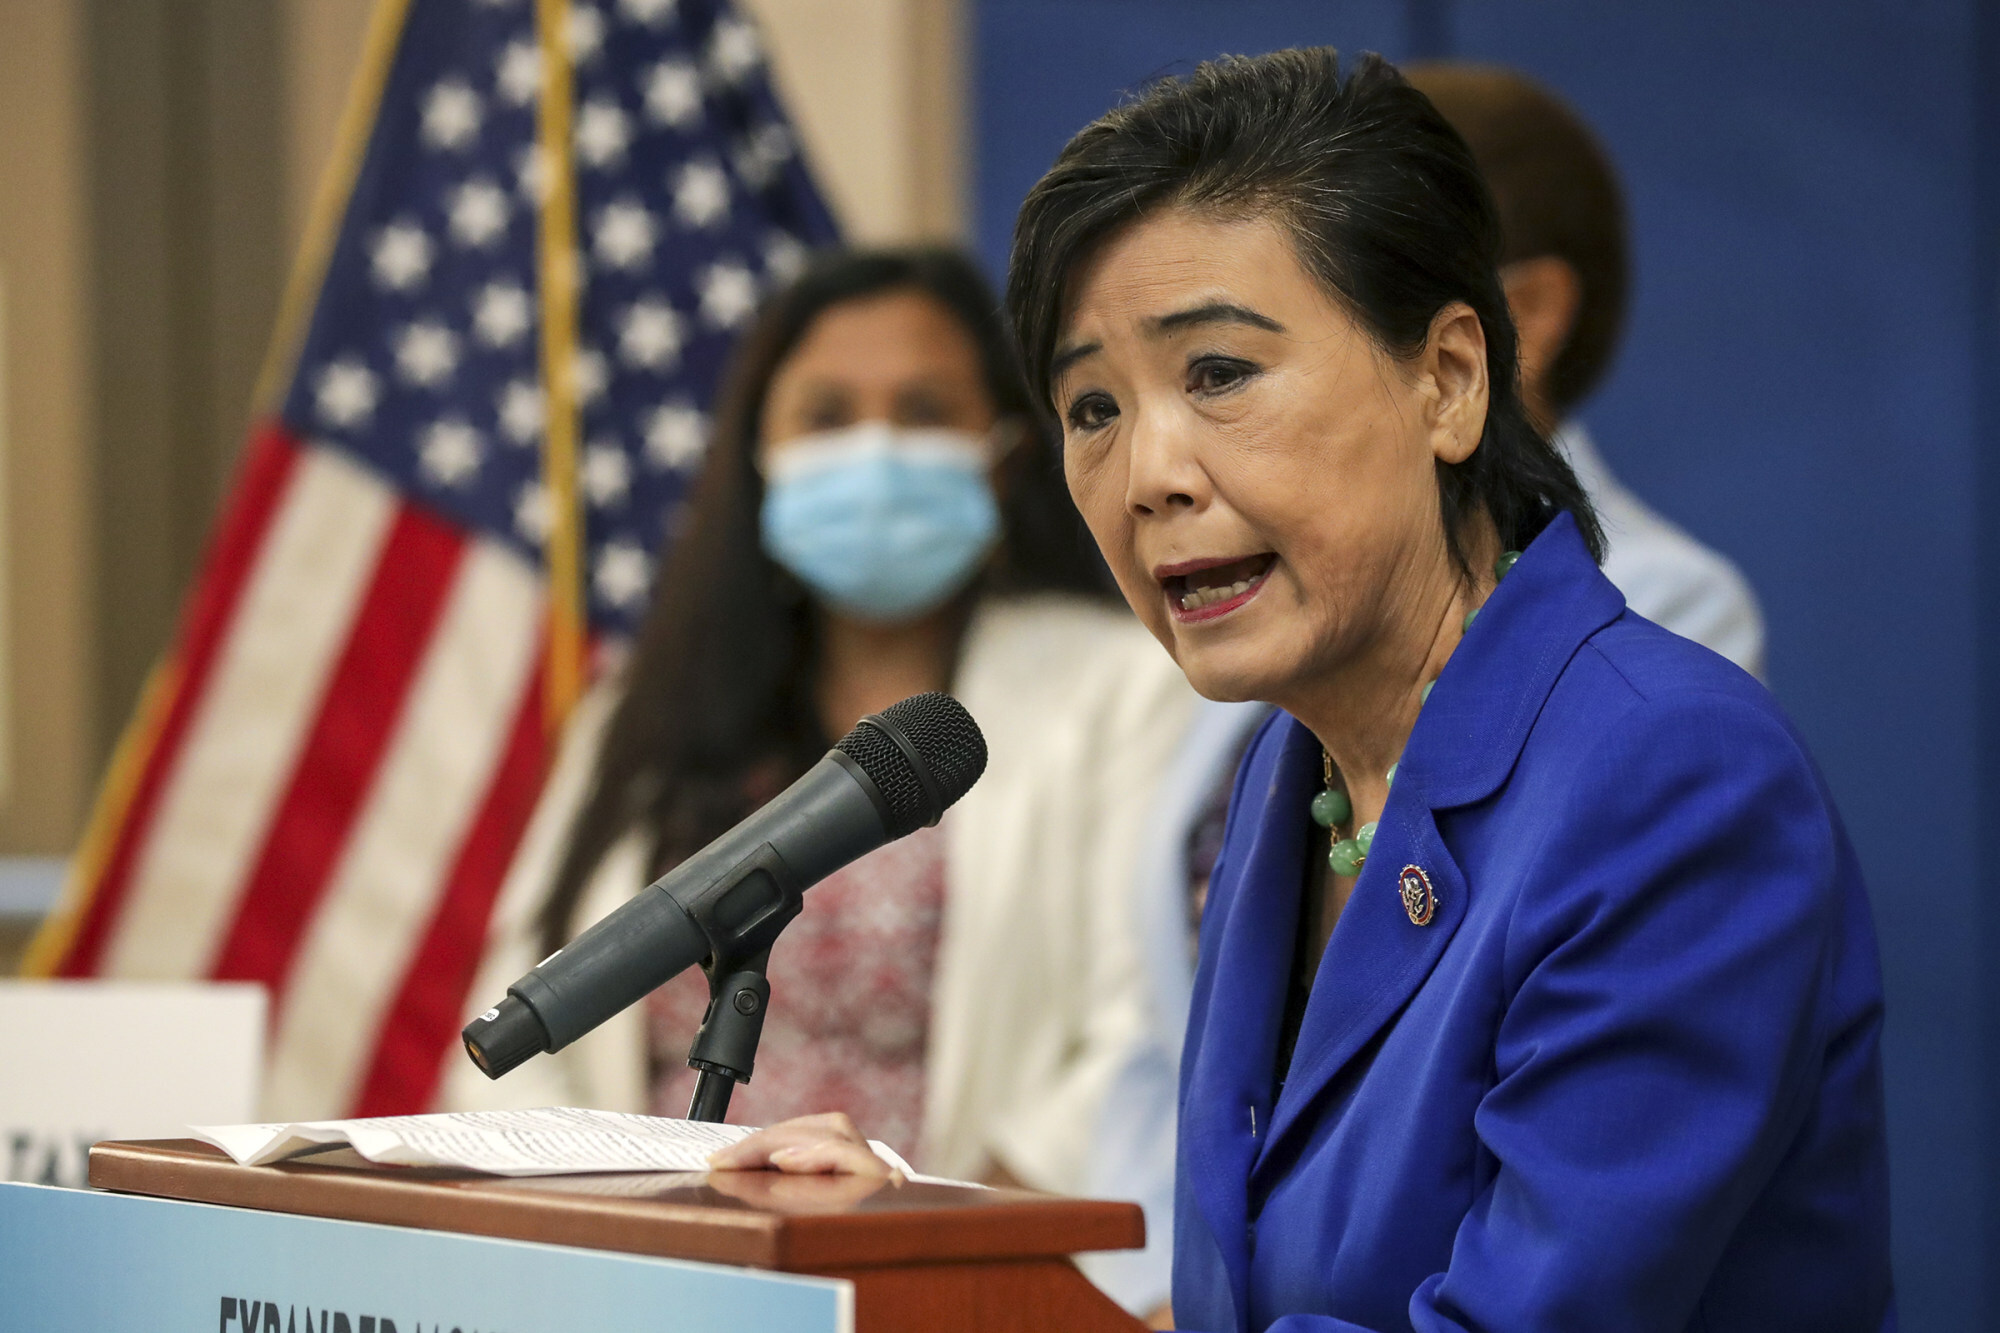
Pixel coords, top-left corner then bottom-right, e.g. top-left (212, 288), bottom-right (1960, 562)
top-left (448, 178), bottom-right (512, 248)
top-left (582, 441), bottom-right (633, 507)
top-left (496, 40), bottom-right (542, 106)
top-left (672, 160), bottom-right (731, 229)
top-left (618, 298), bottom-right (685, 370)
top-left (473, 280), bottom-right (532, 348)
top-left (707, 16), bottom-right (762, 84)
top-left (594, 199), bottom-right (658, 270)
top-left (573, 347), bottom-right (609, 404)
top-left (419, 418), bottom-right (485, 487)
top-left (594, 540), bottom-right (652, 610)
top-left (764, 231), bottom-right (808, 284)
top-left (288, 0), bottom-right (830, 622)
top-left (516, 144), bottom-right (550, 201)
top-left (644, 58), bottom-right (703, 127)
top-left (370, 222), bottom-right (433, 291)
top-left (422, 79), bottom-right (484, 150)
top-left (513, 481), bottom-right (553, 544)
top-left (618, 0), bottom-right (678, 25)
top-left (567, 4), bottom-right (606, 61)
top-left (734, 123), bottom-right (792, 188)
top-left (394, 320), bottom-right (461, 387)
top-left (314, 358), bottom-right (380, 428)
top-left (698, 261), bottom-right (759, 328)
top-left (575, 98), bottom-right (633, 169)
top-left (498, 379), bottom-right (546, 445)
top-left (644, 402), bottom-right (708, 469)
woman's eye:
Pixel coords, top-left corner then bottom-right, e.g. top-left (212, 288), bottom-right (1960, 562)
top-left (1066, 391), bottom-right (1119, 432)
top-left (1189, 357), bottom-right (1257, 395)
top-left (802, 404), bottom-right (851, 431)
top-left (895, 385), bottom-right (963, 427)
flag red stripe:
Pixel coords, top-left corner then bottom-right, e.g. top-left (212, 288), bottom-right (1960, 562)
top-left (60, 424), bottom-right (305, 976)
top-left (209, 500), bottom-right (467, 994)
top-left (349, 651), bottom-right (551, 1116)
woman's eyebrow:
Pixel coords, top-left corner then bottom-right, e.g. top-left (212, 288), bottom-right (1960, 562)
top-left (1050, 301), bottom-right (1282, 387)
top-left (1050, 339), bottom-right (1102, 381)
top-left (1151, 301), bottom-right (1286, 335)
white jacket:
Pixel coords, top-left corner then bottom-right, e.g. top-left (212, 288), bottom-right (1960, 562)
top-left (1556, 422), bottom-right (1766, 676)
top-left (440, 593), bottom-right (1197, 1194)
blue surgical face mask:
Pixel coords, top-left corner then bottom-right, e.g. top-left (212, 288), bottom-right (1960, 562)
top-left (759, 422), bottom-right (1001, 622)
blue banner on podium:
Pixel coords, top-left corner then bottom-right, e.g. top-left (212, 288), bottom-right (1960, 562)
top-left (0, 1182), bottom-right (850, 1332)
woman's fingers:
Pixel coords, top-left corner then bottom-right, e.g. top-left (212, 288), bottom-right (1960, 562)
top-left (707, 1111), bottom-right (867, 1166)
top-left (770, 1139), bottom-right (901, 1179)
top-left (706, 1112), bottom-right (900, 1180)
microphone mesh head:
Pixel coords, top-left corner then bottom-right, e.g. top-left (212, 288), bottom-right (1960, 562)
top-left (835, 691), bottom-right (988, 838)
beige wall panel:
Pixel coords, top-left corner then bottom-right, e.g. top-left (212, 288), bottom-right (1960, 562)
top-left (283, 0), bottom-right (381, 252)
top-left (85, 0), bottom-right (288, 789)
top-left (745, 0), bottom-right (967, 242)
top-left (0, 0), bottom-right (97, 851)
top-left (903, 0), bottom-right (968, 240)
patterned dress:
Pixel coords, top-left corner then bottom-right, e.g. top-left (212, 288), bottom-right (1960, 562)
top-left (645, 823), bottom-right (947, 1162)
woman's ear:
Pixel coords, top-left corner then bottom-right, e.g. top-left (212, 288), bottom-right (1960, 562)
top-left (1423, 303), bottom-right (1489, 465)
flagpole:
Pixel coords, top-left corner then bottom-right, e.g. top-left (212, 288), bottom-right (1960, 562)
top-left (536, 0), bottom-right (588, 732)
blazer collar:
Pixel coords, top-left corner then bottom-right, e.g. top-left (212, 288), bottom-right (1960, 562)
top-left (1399, 512), bottom-right (1624, 811)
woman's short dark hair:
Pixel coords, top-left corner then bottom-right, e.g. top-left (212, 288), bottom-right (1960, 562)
top-left (1006, 48), bottom-right (1604, 575)
top-left (536, 245), bottom-right (1108, 956)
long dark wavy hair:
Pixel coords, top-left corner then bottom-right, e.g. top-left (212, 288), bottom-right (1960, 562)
top-left (1006, 48), bottom-right (1604, 576)
top-left (537, 246), bottom-right (1110, 955)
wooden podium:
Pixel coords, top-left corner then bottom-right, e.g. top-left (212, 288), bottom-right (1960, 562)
top-left (87, 1139), bottom-right (1148, 1333)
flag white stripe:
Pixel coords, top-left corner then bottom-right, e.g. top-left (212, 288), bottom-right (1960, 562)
top-left (103, 450), bottom-right (398, 978)
top-left (260, 537), bottom-right (543, 1120)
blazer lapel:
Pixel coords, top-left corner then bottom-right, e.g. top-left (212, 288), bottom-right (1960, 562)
top-left (1181, 719), bottom-right (1318, 1328)
top-left (1252, 514), bottom-right (1621, 1172)
top-left (1255, 797), bottom-right (1468, 1169)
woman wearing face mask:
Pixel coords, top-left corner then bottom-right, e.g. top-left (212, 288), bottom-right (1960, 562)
top-left (443, 247), bottom-right (1196, 1197)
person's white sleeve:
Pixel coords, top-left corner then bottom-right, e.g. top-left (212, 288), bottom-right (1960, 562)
top-left (981, 631), bottom-right (1197, 1192)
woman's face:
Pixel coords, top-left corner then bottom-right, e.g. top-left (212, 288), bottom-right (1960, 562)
top-left (1054, 209), bottom-right (1489, 705)
top-left (759, 289), bottom-right (1000, 463)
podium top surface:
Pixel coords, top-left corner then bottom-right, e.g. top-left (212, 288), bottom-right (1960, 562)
top-left (88, 1139), bottom-right (1144, 1273)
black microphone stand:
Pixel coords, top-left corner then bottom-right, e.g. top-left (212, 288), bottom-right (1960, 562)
top-left (684, 946), bottom-right (772, 1122)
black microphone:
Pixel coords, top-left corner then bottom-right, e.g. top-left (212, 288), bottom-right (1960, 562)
top-left (462, 691), bottom-right (987, 1080)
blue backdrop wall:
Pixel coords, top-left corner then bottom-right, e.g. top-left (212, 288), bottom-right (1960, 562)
top-left (971, 3), bottom-right (1999, 1328)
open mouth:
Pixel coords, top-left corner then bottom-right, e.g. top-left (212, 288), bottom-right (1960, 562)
top-left (1160, 553), bottom-right (1276, 622)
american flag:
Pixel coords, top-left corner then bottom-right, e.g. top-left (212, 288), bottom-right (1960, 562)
top-left (26, 0), bottom-right (837, 1121)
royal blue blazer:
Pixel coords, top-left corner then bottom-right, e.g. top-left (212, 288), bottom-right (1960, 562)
top-left (1173, 515), bottom-right (1893, 1333)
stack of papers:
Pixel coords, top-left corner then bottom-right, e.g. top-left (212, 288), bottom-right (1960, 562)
top-left (189, 1106), bottom-right (951, 1182)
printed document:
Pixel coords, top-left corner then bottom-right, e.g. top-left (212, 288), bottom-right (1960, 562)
top-left (190, 1106), bottom-right (945, 1181)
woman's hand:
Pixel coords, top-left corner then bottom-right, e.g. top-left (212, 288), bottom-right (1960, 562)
top-left (706, 1112), bottom-right (904, 1181)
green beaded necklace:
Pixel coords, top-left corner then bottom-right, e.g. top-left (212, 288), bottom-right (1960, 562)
top-left (1308, 550), bottom-right (1521, 877)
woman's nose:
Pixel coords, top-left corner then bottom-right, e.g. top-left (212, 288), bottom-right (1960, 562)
top-left (1123, 409), bottom-right (1207, 518)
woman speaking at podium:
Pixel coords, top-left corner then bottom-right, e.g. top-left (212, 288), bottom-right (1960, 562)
top-left (716, 49), bottom-right (1895, 1332)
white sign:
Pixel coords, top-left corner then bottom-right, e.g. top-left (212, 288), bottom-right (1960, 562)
top-left (0, 980), bottom-right (264, 1187)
